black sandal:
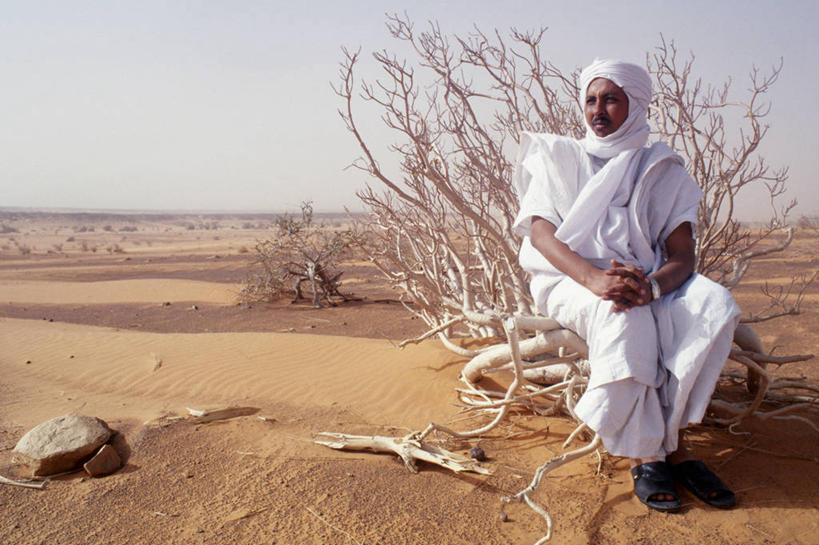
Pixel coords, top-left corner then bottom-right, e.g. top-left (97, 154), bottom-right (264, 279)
top-left (630, 461), bottom-right (681, 512)
top-left (672, 460), bottom-right (736, 508)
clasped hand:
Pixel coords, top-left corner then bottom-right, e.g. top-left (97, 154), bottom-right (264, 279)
top-left (592, 259), bottom-right (652, 312)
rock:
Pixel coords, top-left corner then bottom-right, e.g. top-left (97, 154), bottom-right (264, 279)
top-left (469, 446), bottom-right (487, 462)
top-left (83, 444), bottom-right (121, 477)
top-left (14, 415), bottom-right (113, 476)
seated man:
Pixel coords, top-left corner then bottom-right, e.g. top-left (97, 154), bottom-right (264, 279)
top-left (513, 58), bottom-right (740, 511)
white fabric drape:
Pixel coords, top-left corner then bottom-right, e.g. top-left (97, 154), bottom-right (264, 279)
top-left (511, 59), bottom-right (740, 459)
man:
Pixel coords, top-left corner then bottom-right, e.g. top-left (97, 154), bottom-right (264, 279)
top-left (513, 59), bottom-right (740, 511)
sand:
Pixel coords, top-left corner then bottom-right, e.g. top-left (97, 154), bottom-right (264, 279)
top-left (0, 212), bottom-right (817, 545)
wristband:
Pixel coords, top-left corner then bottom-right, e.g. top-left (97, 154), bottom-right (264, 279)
top-left (648, 276), bottom-right (661, 301)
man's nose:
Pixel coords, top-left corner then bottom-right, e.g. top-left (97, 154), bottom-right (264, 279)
top-left (594, 98), bottom-right (606, 117)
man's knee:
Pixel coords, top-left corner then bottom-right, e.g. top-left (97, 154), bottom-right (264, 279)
top-left (675, 274), bottom-right (739, 316)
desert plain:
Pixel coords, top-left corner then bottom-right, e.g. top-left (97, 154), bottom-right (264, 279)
top-left (0, 210), bottom-right (817, 545)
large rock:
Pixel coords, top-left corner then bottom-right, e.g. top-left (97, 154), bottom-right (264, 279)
top-left (14, 415), bottom-right (113, 476)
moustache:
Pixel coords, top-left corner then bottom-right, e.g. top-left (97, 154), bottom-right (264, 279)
top-left (592, 115), bottom-right (610, 124)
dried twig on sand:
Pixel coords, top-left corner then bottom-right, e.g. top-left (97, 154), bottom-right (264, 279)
top-left (314, 432), bottom-right (490, 475)
top-left (0, 474), bottom-right (46, 489)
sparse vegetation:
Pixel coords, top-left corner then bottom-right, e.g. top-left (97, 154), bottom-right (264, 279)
top-left (0, 223), bottom-right (18, 234)
top-left (797, 215), bottom-right (819, 232)
top-left (240, 202), bottom-right (356, 307)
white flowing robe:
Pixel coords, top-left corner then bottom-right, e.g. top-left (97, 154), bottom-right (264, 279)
top-left (513, 132), bottom-right (741, 458)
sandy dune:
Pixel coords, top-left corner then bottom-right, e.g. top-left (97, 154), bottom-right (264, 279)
top-left (0, 317), bottom-right (461, 429)
top-left (0, 213), bottom-right (816, 545)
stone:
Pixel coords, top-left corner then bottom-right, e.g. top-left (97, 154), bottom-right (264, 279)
top-left (14, 415), bottom-right (113, 476)
top-left (83, 444), bottom-right (121, 477)
top-left (469, 446), bottom-right (487, 462)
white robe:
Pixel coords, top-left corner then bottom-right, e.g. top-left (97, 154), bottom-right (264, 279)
top-left (513, 132), bottom-right (741, 458)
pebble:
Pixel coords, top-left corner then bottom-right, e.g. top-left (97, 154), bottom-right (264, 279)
top-left (469, 446), bottom-right (487, 462)
top-left (500, 512), bottom-right (509, 523)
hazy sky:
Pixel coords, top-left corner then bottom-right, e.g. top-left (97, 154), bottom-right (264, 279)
top-left (1, 0), bottom-right (816, 220)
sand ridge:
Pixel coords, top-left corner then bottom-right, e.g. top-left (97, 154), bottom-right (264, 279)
top-left (0, 279), bottom-right (241, 305)
top-left (0, 317), bottom-right (463, 430)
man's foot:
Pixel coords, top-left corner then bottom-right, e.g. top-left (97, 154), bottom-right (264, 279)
top-left (671, 460), bottom-right (736, 508)
top-left (630, 461), bottom-right (681, 512)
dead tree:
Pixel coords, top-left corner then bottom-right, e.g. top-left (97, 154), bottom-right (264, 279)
top-left (240, 202), bottom-right (354, 307)
top-left (322, 14), bottom-right (817, 543)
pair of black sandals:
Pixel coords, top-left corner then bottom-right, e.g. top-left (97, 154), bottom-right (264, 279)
top-left (631, 460), bottom-right (736, 511)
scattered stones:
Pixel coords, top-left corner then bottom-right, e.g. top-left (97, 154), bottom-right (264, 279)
top-left (83, 444), bottom-right (121, 477)
top-left (14, 415), bottom-right (113, 476)
top-left (469, 446), bottom-right (487, 462)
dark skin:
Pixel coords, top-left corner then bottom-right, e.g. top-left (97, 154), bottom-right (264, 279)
top-left (527, 77), bottom-right (706, 501)
top-left (584, 77), bottom-right (630, 138)
top-left (530, 217), bottom-right (695, 312)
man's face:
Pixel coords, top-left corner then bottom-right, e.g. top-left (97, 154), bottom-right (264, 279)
top-left (584, 78), bottom-right (630, 137)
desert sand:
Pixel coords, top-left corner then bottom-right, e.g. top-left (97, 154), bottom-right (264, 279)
top-left (0, 211), bottom-right (817, 545)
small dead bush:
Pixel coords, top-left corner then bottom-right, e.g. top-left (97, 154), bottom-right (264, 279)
top-left (240, 202), bottom-right (356, 307)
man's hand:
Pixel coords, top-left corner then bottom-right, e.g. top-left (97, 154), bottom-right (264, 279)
top-left (602, 260), bottom-right (651, 312)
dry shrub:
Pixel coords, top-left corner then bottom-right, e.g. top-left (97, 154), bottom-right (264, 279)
top-left (240, 202), bottom-right (356, 307)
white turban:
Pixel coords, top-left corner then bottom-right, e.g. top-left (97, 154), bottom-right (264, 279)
top-left (578, 58), bottom-right (652, 158)
top-left (541, 59), bottom-right (652, 253)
